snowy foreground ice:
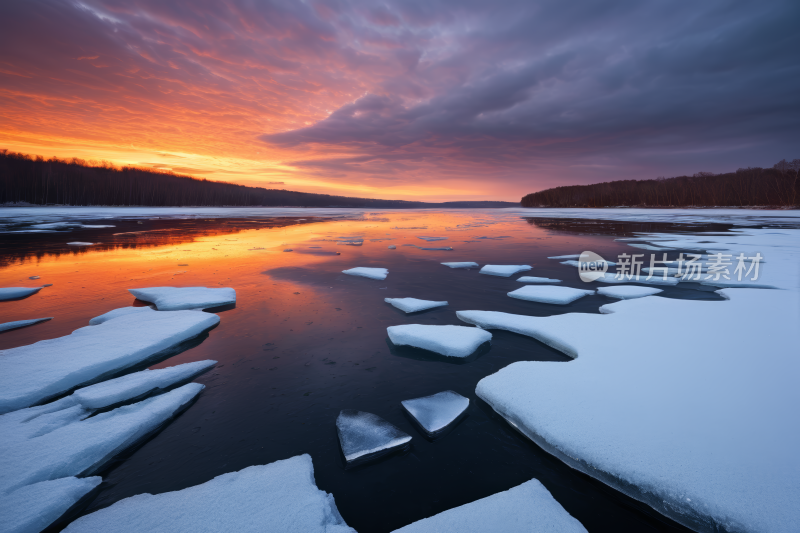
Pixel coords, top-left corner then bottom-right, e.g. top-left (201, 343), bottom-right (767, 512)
top-left (441, 262), bottom-right (479, 268)
top-left (0, 307), bottom-right (219, 414)
top-left (128, 286), bottom-right (236, 311)
top-left (336, 410), bottom-right (412, 465)
top-left (63, 455), bottom-right (355, 533)
top-left (596, 286), bottom-right (662, 300)
top-left (342, 267), bottom-right (389, 280)
top-left (0, 287), bottom-right (43, 301)
top-left (0, 317), bottom-right (52, 333)
top-left (474, 228), bottom-right (800, 533)
top-left (507, 286), bottom-right (594, 305)
top-left (516, 277), bottom-right (561, 284)
top-left (387, 324), bottom-right (491, 358)
top-left (392, 479), bottom-right (587, 533)
top-left (479, 265), bottom-right (532, 277)
top-left (401, 391), bottom-right (469, 438)
top-left (385, 298), bottom-right (448, 313)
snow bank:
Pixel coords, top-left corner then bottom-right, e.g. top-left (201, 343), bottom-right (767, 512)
top-left (508, 286), bottom-right (594, 305)
top-left (342, 267), bottom-right (388, 280)
top-left (128, 287), bottom-right (236, 311)
top-left (0, 476), bottom-right (102, 533)
top-left (442, 262), bottom-right (478, 268)
top-left (385, 298), bottom-right (448, 313)
top-left (336, 410), bottom-right (411, 465)
top-left (88, 306), bottom-right (152, 325)
top-left (0, 309), bottom-right (219, 414)
top-left (596, 286), bottom-right (662, 299)
top-left (387, 325), bottom-right (491, 358)
top-left (392, 478), bottom-right (586, 533)
top-left (479, 265), bottom-right (532, 277)
top-left (0, 317), bottom-right (52, 333)
top-left (0, 287), bottom-right (43, 301)
top-left (516, 277), bottom-right (561, 284)
top-left (401, 391), bottom-right (469, 437)
top-left (63, 455), bottom-right (354, 533)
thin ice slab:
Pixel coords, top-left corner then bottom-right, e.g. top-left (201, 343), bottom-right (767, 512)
top-left (0, 317), bottom-right (52, 333)
top-left (401, 391), bottom-right (469, 438)
top-left (128, 286), bottom-right (236, 311)
top-left (392, 478), bottom-right (586, 533)
top-left (547, 254), bottom-right (580, 260)
top-left (0, 287), bottom-right (43, 301)
top-left (508, 286), bottom-right (594, 305)
top-left (89, 306), bottom-right (152, 325)
top-left (336, 410), bottom-right (411, 465)
top-left (0, 308), bottom-right (219, 414)
top-left (442, 262), bottom-right (479, 268)
top-left (385, 298), bottom-right (448, 313)
top-left (517, 277), bottom-right (561, 284)
top-left (479, 265), bottom-right (532, 277)
top-left (597, 286), bottom-right (662, 300)
top-left (342, 267), bottom-right (388, 280)
top-left (417, 236), bottom-right (447, 241)
top-left (387, 325), bottom-right (491, 358)
top-left (596, 273), bottom-right (679, 286)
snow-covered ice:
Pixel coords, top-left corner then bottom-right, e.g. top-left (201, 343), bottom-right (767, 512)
top-left (479, 265), bottom-right (532, 277)
top-left (128, 286), bottom-right (236, 311)
top-left (508, 286), bottom-right (594, 305)
top-left (595, 272), bottom-right (679, 286)
top-left (457, 310), bottom-right (579, 358)
top-left (596, 286), bottom-right (663, 300)
top-left (0, 287), bottom-right (43, 301)
top-left (63, 455), bottom-right (354, 533)
top-left (342, 267), bottom-right (388, 280)
top-left (417, 246), bottom-right (452, 251)
top-left (547, 254), bottom-right (580, 260)
top-left (385, 298), bottom-right (448, 313)
top-left (392, 478), bottom-right (586, 533)
top-left (336, 410), bottom-right (412, 464)
top-left (0, 476), bottom-right (102, 533)
top-left (401, 391), bottom-right (469, 437)
top-left (388, 245), bottom-right (396, 249)
top-left (387, 325), bottom-right (491, 358)
top-left (626, 243), bottom-right (672, 251)
top-left (417, 236), bottom-right (447, 241)
top-left (441, 262), bottom-right (478, 268)
top-left (517, 277), bottom-right (561, 284)
top-left (0, 317), bottom-right (52, 333)
top-left (0, 308), bottom-right (219, 414)
top-left (88, 306), bottom-right (152, 325)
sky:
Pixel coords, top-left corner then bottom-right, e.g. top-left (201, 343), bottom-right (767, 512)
top-left (1, 0), bottom-right (798, 202)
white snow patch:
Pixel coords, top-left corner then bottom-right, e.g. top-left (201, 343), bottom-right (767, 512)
top-left (597, 286), bottom-right (663, 299)
top-left (441, 262), bottom-right (478, 268)
top-left (479, 265), bottom-right (532, 277)
top-left (0, 317), bottom-right (52, 333)
top-left (401, 391), bottom-right (469, 437)
top-left (0, 287), bottom-right (43, 301)
top-left (128, 287), bottom-right (236, 311)
top-left (517, 277), bottom-right (562, 284)
top-left (508, 286), bottom-right (594, 305)
top-left (0, 476), bottom-right (102, 533)
top-left (342, 267), bottom-right (388, 280)
top-left (385, 298), bottom-right (447, 313)
top-left (387, 325), bottom-right (491, 358)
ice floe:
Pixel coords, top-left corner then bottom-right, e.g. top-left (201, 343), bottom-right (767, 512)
top-left (387, 325), bottom-right (491, 358)
top-left (597, 286), bottom-right (663, 299)
top-left (516, 277), bottom-right (561, 284)
top-left (66, 242), bottom-right (94, 246)
top-left (547, 254), bottom-right (580, 260)
top-left (626, 243), bottom-right (672, 251)
top-left (128, 286), bottom-right (236, 311)
top-left (508, 286), bottom-right (594, 305)
top-left (417, 236), bottom-right (447, 241)
top-left (0, 287), bottom-right (43, 301)
top-left (336, 410), bottom-right (411, 465)
top-left (417, 246), bottom-right (453, 251)
top-left (0, 308), bottom-right (219, 414)
top-left (0, 317), bottom-right (52, 333)
top-left (62, 454), bottom-right (354, 533)
top-left (401, 391), bottom-right (469, 438)
top-left (385, 298), bottom-right (448, 313)
top-left (342, 267), bottom-right (388, 280)
top-left (392, 478), bottom-right (586, 533)
top-left (595, 272), bottom-right (679, 286)
top-left (388, 245), bottom-right (396, 249)
top-left (479, 265), bottom-right (532, 277)
top-left (88, 306), bottom-right (152, 325)
top-left (0, 476), bottom-right (102, 533)
top-left (560, 259), bottom-right (617, 267)
top-left (441, 262), bottom-right (479, 268)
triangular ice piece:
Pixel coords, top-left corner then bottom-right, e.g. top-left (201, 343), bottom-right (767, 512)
top-left (401, 391), bottom-right (469, 438)
top-left (387, 325), bottom-right (491, 358)
top-left (479, 265), bottom-right (532, 277)
top-left (336, 410), bottom-right (411, 465)
top-left (342, 267), bottom-right (388, 280)
top-left (385, 298), bottom-right (447, 313)
top-left (507, 286), bottom-right (593, 305)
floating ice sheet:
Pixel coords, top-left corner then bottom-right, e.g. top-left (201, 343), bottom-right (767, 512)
top-left (385, 298), bottom-right (448, 313)
top-left (63, 455), bottom-right (355, 533)
top-left (417, 246), bottom-right (453, 251)
top-left (560, 259), bottom-right (617, 267)
top-left (336, 410), bottom-right (411, 464)
top-left (417, 236), bottom-right (447, 241)
top-left (0, 287), bottom-right (43, 301)
top-left (517, 277), bottom-right (561, 284)
top-left (342, 267), bottom-right (388, 280)
top-left (596, 272), bottom-right (679, 286)
top-left (597, 286), bottom-right (662, 300)
top-left (0, 308), bottom-right (219, 414)
top-left (441, 262), bottom-right (478, 268)
top-left (392, 478), bottom-right (586, 533)
top-left (0, 317), bottom-right (52, 333)
top-left (547, 254), bottom-right (580, 259)
top-left (479, 265), bottom-right (532, 277)
top-left (66, 242), bottom-right (94, 246)
top-left (508, 286), bottom-right (594, 305)
top-left (401, 391), bottom-right (469, 437)
top-left (128, 287), bottom-right (236, 311)
top-left (387, 325), bottom-right (491, 358)
top-left (388, 245), bottom-right (396, 249)
top-left (0, 476), bottom-right (102, 533)
top-left (88, 306), bottom-right (152, 325)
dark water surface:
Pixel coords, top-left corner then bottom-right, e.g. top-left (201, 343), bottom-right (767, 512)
top-left (1, 211), bottom-right (732, 532)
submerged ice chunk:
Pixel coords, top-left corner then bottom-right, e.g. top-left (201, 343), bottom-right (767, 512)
top-left (342, 267), bottom-right (388, 280)
top-left (441, 262), bottom-right (479, 269)
top-left (508, 286), bottom-right (594, 305)
top-left (517, 277), bottom-right (561, 284)
top-left (336, 410), bottom-right (411, 464)
top-left (479, 265), bottom-right (532, 277)
top-left (401, 391), bottom-right (469, 437)
top-left (0, 317), bottom-right (52, 333)
top-left (63, 455), bottom-right (355, 533)
top-left (385, 298), bottom-right (448, 313)
top-left (597, 286), bottom-right (662, 300)
top-left (392, 478), bottom-right (587, 533)
top-left (387, 325), bottom-right (491, 358)
top-left (0, 287), bottom-right (43, 301)
top-left (128, 286), bottom-right (236, 311)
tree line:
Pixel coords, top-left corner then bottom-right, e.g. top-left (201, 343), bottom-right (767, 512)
top-left (521, 160), bottom-right (800, 208)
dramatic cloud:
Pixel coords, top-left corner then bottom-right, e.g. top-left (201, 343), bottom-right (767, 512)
top-left (1, 0), bottom-right (798, 200)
